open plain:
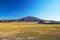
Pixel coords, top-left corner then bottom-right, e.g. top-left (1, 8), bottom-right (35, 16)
top-left (0, 22), bottom-right (60, 40)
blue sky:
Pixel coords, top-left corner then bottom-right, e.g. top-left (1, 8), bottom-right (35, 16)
top-left (0, 0), bottom-right (60, 21)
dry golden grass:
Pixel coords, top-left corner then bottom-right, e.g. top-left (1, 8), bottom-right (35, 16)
top-left (0, 22), bottom-right (60, 40)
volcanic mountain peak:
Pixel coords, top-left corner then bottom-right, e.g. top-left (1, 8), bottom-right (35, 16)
top-left (19, 16), bottom-right (41, 22)
top-left (22, 16), bottom-right (40, 19)
top-left (0, 16), bottom-right (60, 24)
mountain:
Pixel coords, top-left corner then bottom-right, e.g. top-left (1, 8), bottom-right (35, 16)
top-left (17, 16), bottom-right (41, 22)
top-left (0, 16), bottom-right (60, 24)
top-left (0, 16), bottom-right (42, 22)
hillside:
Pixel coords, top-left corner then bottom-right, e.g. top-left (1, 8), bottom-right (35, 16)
top-left (0, 16), bottom-right (60, 24)
top-left (0, 16), bottom-right (41, 22)
top-left (18, 16), bottom-right (41, 22)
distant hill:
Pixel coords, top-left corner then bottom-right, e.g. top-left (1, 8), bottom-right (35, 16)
top-left (17, 16), bottom-right (41, 22)
top-left (0, 16), bottom-right (42, 22)
top-left (39, 20), bottom-right (60, 24)
top-left (0, 16), bottom-right (60, 24)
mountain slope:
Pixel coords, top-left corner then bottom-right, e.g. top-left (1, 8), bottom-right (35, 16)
top-left (0, 16), bottom-right (60, 24)
top-left (17, 16), bottom-right (41, 22)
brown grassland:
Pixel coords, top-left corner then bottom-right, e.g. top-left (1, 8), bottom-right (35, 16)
top-left (0, 22), bottom-right (60, 40)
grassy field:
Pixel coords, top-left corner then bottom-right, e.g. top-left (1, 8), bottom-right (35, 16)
top-left (0, 22), bottom-right (60, 40)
